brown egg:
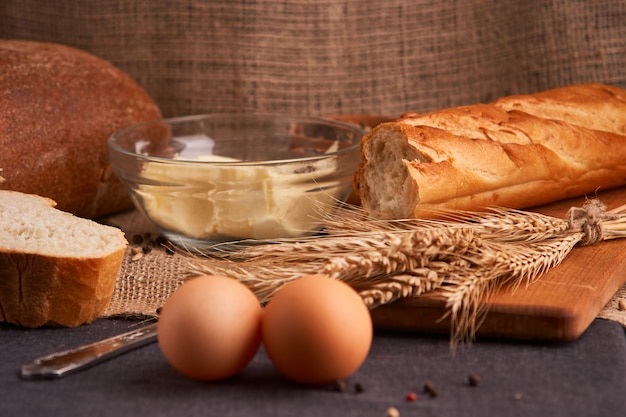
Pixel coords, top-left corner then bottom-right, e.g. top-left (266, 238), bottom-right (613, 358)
top-left (262, 274), bottom-right (373, 385)
top-left (157, 275), bottom-right (263, 381)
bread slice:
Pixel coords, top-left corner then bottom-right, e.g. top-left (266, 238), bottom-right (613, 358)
top-left (355, 84), bottom-right (626, 218)
top-left (0, 191), bottom-right (127, 327)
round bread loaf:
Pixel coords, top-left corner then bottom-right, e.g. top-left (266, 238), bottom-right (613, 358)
top-left (0, 40), bottom-right (162, 218)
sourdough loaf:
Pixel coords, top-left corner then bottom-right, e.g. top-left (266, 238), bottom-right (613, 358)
top-left (0, 190), bottom-right (127, 327)
top-left (355, 84), bottom-right (626, 218)
top-left (0, 40), bottom-right (162, 218)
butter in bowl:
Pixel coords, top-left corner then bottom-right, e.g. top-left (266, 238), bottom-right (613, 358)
top-left (108, 114), bottom-right (365, 248)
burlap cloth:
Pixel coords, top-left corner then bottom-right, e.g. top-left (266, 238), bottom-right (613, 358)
top-left (99, 210), bottom-right (187, 319)
top-left (2, 1), bottom-right (626, 327)
top-left (2, 0), bottom-right (626, 118)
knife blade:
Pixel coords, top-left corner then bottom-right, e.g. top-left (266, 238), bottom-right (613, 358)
top-left (20, 322), bottom-right (158, 379)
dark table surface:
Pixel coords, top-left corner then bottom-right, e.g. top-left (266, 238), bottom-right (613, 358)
top-left (2, 318), bottom-right (625, 417)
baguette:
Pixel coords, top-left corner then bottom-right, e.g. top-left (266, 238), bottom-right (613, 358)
top-left (0, 190), bottom-right (127, 327)
top-left (355, 84), bottom-right (626, 218)
top-left (0, 40), bottom-right (162, 218)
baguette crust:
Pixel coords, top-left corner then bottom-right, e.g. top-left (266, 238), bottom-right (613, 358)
top-left (356, 84), bottom-right (626, 218)
top-left (0, 191), bottom-right (127, 327)
top-left (0, 40), bottom-right (162, 218)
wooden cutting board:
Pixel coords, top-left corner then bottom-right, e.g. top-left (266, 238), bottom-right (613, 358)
top-left (370, 187), bottom-right (626, 341)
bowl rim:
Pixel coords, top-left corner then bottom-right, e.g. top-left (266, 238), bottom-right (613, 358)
top-left (108, 113), bottom-right (366, 166)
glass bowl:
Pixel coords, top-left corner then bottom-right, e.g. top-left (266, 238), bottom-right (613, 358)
top-left (108, 114), bottom-right (365, 248)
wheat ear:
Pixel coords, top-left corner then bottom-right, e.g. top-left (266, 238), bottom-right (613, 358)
top-left (186, 198), bottom-right (626, 345)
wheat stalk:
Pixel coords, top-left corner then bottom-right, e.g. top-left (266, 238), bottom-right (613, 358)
top-left (185, 198), bottom-right (626, 346)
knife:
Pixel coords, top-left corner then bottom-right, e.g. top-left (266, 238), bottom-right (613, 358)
top-left (20, 322), bottom-right (158, 380)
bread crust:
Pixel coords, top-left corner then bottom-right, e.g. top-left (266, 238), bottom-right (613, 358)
top-left (356, 84), bottom-right (626, 218)
top-left (0, 40), bottom-right (162, 218)
top-left (0, 190), bottom-right (127, 327)
top-left (0, 249), bottom-right (125, 327)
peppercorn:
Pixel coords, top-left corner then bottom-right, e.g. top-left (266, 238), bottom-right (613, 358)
top-left (423, 382), bottom-right (438, 398)
top-left (131, 234), bottom-right (144, 245)
top-left (333, 380), bottom-right (347, 392)
top-left (468, 374), bottom-right (481, 386)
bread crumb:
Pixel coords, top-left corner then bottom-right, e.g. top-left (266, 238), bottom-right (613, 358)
top-left (131, 247), bottom-right (144, 261)
top-left (618, 299), bottom-right (626, 311)
top-left (386, 406), bottom-right (400, 417)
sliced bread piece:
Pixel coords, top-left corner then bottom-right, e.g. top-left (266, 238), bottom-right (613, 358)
top-left (0, 190), bottom-right (128, 327)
